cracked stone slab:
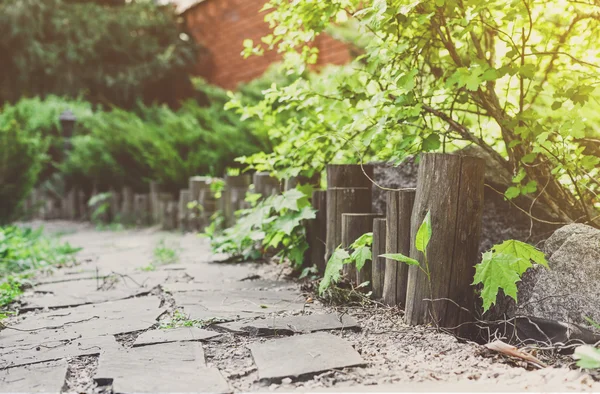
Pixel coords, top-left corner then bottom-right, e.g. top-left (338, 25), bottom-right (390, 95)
top-left (1, 297), bottom-right (164, 348)
top-left (0, 359), bottom-right (67, 393)
top-left (163, 279), bottom-right (291, 293)
top-left (173, 289), bottom-right (309, 322)
top-left (249, 332), bottom-right (365, 381)
top-left (96, 342), bottom-right (230, 393)
top-left (215, 313), bottom-right (359, 336)
top-left (133, 327), bottom-right (220, 347)
top-left (0, 336), bottom-right (117, 369)
top-left (163, 262), bottom-right (258, 283)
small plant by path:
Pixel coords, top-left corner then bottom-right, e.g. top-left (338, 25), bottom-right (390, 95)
top-left (141, 239), bottom-right (179, 271)
top-left (0, 225), bottom-right (81, 315)
top-left (159, 310), bottom-right (224, 329)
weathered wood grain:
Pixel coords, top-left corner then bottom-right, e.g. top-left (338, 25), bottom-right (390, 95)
top-left (371, 218), bottom-right (387, 300)
top-left (382, 190), bottom-right (415, 307)
top-left (405, 153), bottom-right (484, 336)
top-left (325, 187), bottom-right (372, 265)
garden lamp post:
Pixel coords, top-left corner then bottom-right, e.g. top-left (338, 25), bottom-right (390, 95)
top-left (59, 109), bottom-right (77, 154)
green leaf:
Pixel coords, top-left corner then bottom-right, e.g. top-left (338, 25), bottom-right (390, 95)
top-left (504, 186), bottom-right (520, 200)
top-left (492, 240), bottom-right (548, 271)
top-left (415, 211), bottom-right (432, 253)
top-left (473, 251), bottom-right (522, 312)
top-left (319, 248), bottom-right (350, 294)
top-left (573, 346), bottom-right (600, 369)
top-left (352, 246), bottom-right (372, 272)
top-left (351, 232), bottom-right (373, 249)
top-left (271, 189), bottom-right (305, 212)
top-left (380, 253), bottom-right (420, 266)
top-left (422, 134), bottom-right (441, 151)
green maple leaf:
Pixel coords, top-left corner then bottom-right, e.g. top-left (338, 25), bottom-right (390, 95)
top-left (492, 240), bottom-right (548, 273)
top-left (274, 206), bottom-right (316, 235)
top-left (473, 251), bottom-right (522, 312)
top-left (319, 248), bottom-right (350, 294)
top-left (271, 189), bottom-right (306, 212)
top-left (351, 245), bottom-right (372, 272)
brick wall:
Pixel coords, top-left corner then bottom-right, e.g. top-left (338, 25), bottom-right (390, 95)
top-left (184, 0), bottom-right (351, 90)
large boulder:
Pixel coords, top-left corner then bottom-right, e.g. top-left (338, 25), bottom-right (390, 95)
top-left (514, 224), bottom-right (600, 331)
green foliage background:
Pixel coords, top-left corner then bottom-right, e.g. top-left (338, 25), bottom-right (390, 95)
top-left (0, 0), bottom-right (197, 108)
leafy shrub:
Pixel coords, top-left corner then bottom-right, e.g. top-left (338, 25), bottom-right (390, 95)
top-left (0, 0), bottom-right (197, 108)
top-left (0, 225), bottom-right (80, 309)
top-left (0, 120), bottom-right (47, 224)
top-left (206, 186), bottom-right (316, 268)
top-left (236, 0), bottom-right (600, 225)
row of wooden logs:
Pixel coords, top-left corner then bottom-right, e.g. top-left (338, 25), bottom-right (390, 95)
top-left (306, 153), bottom-right (485, 336)
top-left (24, 172), bottom-right (282, 232)
top-left (27, 152), bottom-right (483, 335)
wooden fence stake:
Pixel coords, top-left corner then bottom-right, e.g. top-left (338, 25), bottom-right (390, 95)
top-left (341, 213), bottom-right (383, 286)
top-left (133, 194), bottom-right (150, 226)
top-left (163, 200), bottom-right (178, 230)
top-left (253, 172), bottom-right (281, 198)
top-left (307, 190), bottom-right (327, 273)
top-left (372, 218), bottom-right (387, 300)
top-left (149, 181), bottom-right (161, 224)
top-left (121, 186), bottom-right (134, 224)
top-left (327, 164), bottom-right (373, 188)
top-left (223, 174), bottom-right (251, 228)
top-left (326, 187), bottom-right (372, 268)
top-left (178, 189), bottom-right (192, 232)
top-left (383, 190), bottom-right (416, 307)
top-left (405, 153), bottom-right (484, 335)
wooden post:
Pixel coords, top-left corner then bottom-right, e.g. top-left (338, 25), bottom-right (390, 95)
top-left (108, 189), bottom-right (120, 223)
top-left (341, 213), bottom-right (382, 286)
top-left (327, 164), bottom-right (373, 188)
top-left (189, 176), bottom-right (211, 231)
top-left (149, 181), bottom-right (161, 224)
top-left (121, 186), bottom-right (134, 224)
top-left (163, 200), bottom-right (178, 230)
top-left (64, 188), bottom-right (78, 221)
top-left (223, 174), bottom-right (251, 227)
top-left (372, 218), bottom-right (387, 300)
top-left (325, 187), bottom-right (372, 266)
top-left (307, 190), bottom-right (327, 273)
top-left (253, 172), bottom-right (281, 198)
top-left (77, 189), bottom-right (87, 221)
top-left (383, 190), bottom-right (416, 307)
top-left (133, 194), bottom-right (150, 226)
top-left (405, 153), bottom-right (484, 335)
top-left (178, 189), bottom-right (192, 232)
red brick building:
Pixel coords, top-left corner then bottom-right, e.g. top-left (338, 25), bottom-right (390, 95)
top-left (172, 0), bottom-right (352, 90)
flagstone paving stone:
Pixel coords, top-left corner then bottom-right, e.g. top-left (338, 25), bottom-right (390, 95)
top-left (0, 297), bottom-right (164, 347)
top-left (0, 360), bottom-right (67, 393)
top-left (95, 342), bottom-right (230, 393)
top-left (173, 289), bottom-right (309, 322)
top-left (215, 313), bottom-right (360, 336)
top-left (0, 336), bottom-right (118, 369)
top-left (249, 332), bottom-right (365, 381)
top-left (133, 327), bottom-right (220, 347)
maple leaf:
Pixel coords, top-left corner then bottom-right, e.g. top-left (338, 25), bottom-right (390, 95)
top-left (319, 248), bottom-right (350, 294)
top-left (473, 252), bottom-right (522, 312)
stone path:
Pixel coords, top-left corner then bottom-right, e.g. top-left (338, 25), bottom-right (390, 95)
top-left (1, 221), bottom-right (599, 393)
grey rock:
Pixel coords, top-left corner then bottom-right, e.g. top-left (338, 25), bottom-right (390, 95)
top-left (249, 332), bottom-right (364, 381)
top-left (216, 313), bottom-right (359, 336)
top-left (0, 336), bottom-right (118, 369)
top-left (1, 297), bottom-right (164, 348)
top-left (96, 342), bottom-right (230, 393)
top-left (0, 360), bottom-right (67, 393)
top-left (516, 224), bottom-right (600, 329)
top-left (133, 327), bottom-right (220, 347)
